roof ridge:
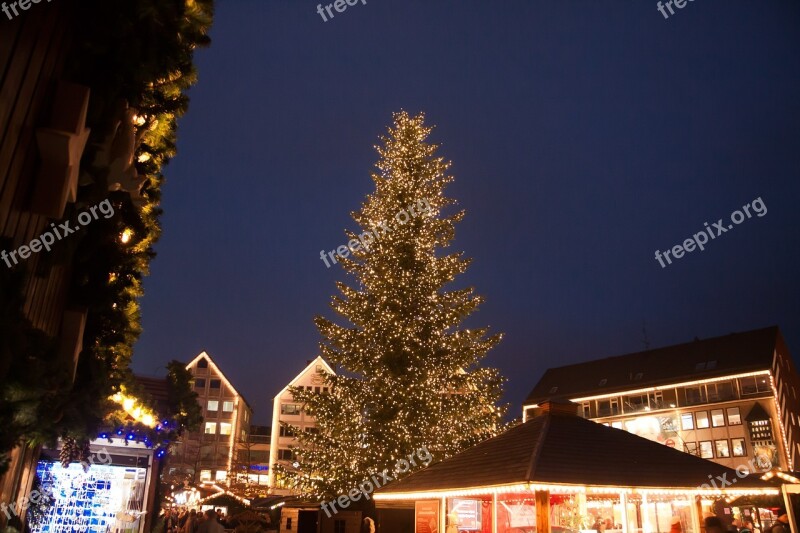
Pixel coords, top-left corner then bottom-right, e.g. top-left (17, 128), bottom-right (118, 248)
top-left (525, 414), bottom-right (549, 481)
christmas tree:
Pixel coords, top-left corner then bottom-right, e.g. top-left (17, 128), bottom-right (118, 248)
top-left (280, 111), bottom-right (506, 499)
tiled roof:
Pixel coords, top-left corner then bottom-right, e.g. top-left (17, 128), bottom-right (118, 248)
top-left (377, 410), bottom-right (774, 493)
top-left (525, 326), bottom-right (780, 405)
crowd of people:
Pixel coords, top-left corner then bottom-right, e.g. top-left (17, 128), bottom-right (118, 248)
top-left (163, 507), bottom-right (230, 533)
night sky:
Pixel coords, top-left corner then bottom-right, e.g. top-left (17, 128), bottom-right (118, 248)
top-left (130, 0), bottom-right (800, 425)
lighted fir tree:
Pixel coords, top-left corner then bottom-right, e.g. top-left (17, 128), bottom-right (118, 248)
top-left (279, 111), bottom-right (505, 499)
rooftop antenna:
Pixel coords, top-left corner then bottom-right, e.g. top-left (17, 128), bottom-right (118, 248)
top-left (641, 320), bottom-right (651, 351)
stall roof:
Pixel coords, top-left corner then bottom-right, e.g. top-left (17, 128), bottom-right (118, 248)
top-left (376, 404), bottom-right (776, 495)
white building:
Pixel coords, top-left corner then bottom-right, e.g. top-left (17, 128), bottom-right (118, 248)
top-left (268, 356), bottom-right (335, 494)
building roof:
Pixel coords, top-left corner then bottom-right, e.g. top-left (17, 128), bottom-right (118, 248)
top-left (525, 326), bottom-right (780, 405)
top-left (377, 404), bottom-right (775, 494)
top-left (274, 355), bottom-right (335, 400)
top-left (187, 351), bottom-right (253, 409)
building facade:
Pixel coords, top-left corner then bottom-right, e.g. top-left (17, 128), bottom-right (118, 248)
top-left (268, 356), bottom-right (335, 494)
top-left (178, 351), bottom-right (253, 485)
top-left (523, 327), bottom-right (800, 472)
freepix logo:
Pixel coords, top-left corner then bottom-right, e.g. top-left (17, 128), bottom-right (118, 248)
top-left (654, 197), bottom-right (767, 269)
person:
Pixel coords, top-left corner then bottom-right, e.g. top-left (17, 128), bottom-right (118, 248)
top-left (670, 516), bottom-right (682, 533)
top-left (198, 509), bottom-right (225, 533)
top-left (165, 508), bottom-right (177, 533)
top-left (739, 518), bottom-right (754, 533)
top-left (181, 509), bottom-right (197, 533)
top-left (705, 516), bottom-right (726, 533)
top-left (361, 517), bottom-right (376, 533)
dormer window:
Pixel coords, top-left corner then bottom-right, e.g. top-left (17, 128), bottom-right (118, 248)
top-left (198, 358), bottom-right (208, 369)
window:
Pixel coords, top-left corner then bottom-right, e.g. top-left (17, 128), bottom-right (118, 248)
top-left (241, 429), bottom-right (247, 440)
top-left (207, 400), bottom-right (219, 411)
top-left (223, 401), bottom-right (234, 412)
top-left (611, 422), bottom-right (622, 429)
top-left (280, 426), bottom-right (296, 437)
top-left (305, 427), bottom-right (319, 434)
top-left (715, 439), bottom-right (730, 458)
top-left (681, 413), bottom-right (695, 430)
top-left (740, 376), bottom-right (758, 395)
top-left (315, 386), bottom-right (321, 394)
top-left (286, 518), bottom-right (293, 531)
top-left (204, 422), bottom-right (217, 434)
top-left (278, 449), bottom-right (294, 461)
top-left (220, 423), bottom-right (232, 436)
top-left (727, 407), bottom-right (742, 425)
top-left (281, 404), bottom-right (301, 415)
top-left (685, 386), bottom-right (707, 405)
top-left (215, 470), bottom-right (227, 482)
top-left (711, 409), bottom-right (725, 427)
top-left (334, 520), bottom-right (346, 533)
top-left (699, 441), bottom-right (713, 459)
top-left (696, 411), bottom-right (710, 429)
top-left (200, 470), bottom-right (212, 481)
top-left (731, 438), bottom-right (746, 457)
top-left (684, 442), bottom-right (699, 456)
top-left (322, 387), bottom-right (329, 393)
top-left (707, 381), bottom-right (734, 402)
top-left (210, 379), bottom-right (221, 389)
top-left (195, 378), bottom-right (206, 389)
top-left (582, 402), bottom-right (591, 418)
top-left (197, 358), bottom-right (208, 368)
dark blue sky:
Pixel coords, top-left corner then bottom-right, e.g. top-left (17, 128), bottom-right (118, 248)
top-left (131, 0), bottom-right (800, 425)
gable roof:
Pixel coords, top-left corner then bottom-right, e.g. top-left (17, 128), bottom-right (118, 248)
top-left (376, 409), bottom-right (775, 494)
top-left (274, 356), bottom-right (335, 400)
top-left (525, 326), bottom-right (780, 405)
top-left (187, 351), bottom-right (252, 409)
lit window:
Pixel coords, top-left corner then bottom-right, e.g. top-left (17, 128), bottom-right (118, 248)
top-left (241, 429), bottom-right (247, 441)
top-left (681, 413), bottom-right (694, 430)
top-left (715, 439), bottom-right (730, 458)
top-left (210, 379), bottom-right (221, 389)
top-left (611, 422), bottom-right (622, 429)
top-left (195, 379), bottom-right (206, 389)
top-left (727, 407), bottom-right (742, 425)
top-left (208, 400), bottom-right (219, 411)
top-left (684, 442), bottom-right (699, 456)
top-left (699, 441), bottom-right (713, 459)
top-left (204, 422), bottom-right (217, 434)
top-left (281, 404), bottom-right (301, 415)
top-left (696, 411), bottom-right (710, 429)
top-left (197, 358), bottom-right (208, 369)
top-left (280, 426), bottom-right (296, 438)
top-left (731, 438), bottom-right (746, 457)
top-left (220, 423), bottom-right (232, 436)
top-left (200, 470), bottom-right (212, 481)
top-left (711, 409), bottom-right (725, 427)
top-left (223, 401), bottom-right (234, 412)
top-left (215, 470), bottom-right (227, 482)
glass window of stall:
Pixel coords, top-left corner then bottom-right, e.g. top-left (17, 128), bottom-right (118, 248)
top-left (446, 496), bottom-right (493, 533)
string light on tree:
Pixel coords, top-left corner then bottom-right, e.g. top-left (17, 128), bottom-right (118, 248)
top-left (276, 111), bottom-right (507, 500)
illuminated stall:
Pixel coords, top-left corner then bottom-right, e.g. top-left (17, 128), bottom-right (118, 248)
top-left (374, 402), bottom-right (779, 533)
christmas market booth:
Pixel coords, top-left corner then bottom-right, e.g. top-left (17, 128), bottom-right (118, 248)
top-left (373, 402), bottom-right (780, 533)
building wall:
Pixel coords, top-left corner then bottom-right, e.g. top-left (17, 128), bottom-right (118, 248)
top-left (268, 357), bottom-right (333, 493)
top-left (772, 335), bottom-right (800, 470)
top-left (179, 353), bottom-right (253, 485)
top-left (524, 370), bottom-right (797, 471)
